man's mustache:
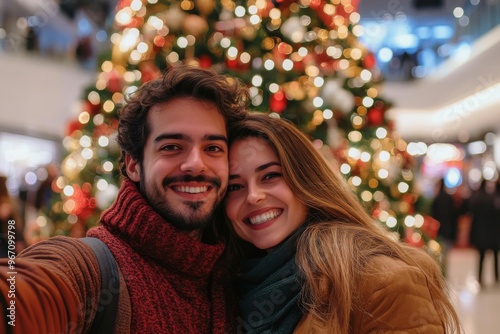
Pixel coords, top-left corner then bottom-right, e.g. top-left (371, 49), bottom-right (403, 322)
top-left (162, 175), bottom-right (222, 189)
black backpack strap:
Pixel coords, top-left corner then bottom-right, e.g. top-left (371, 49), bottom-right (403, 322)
top-left (81, 237), bottom-right (120, 334)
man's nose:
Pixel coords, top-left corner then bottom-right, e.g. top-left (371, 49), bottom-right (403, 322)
top-left (180, 147), bottom-right (207, 173)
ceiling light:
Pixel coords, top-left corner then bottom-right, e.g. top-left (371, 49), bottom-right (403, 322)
top-left (392, 34), bottom-right (419, 50)
top-left (377, 47), bottom-right (393, 62)
top-left (433, 25), bottom-right (453, 39)
top-left (453, 7), bottom-right (464, 18)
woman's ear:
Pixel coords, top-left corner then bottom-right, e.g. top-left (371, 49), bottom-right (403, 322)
top-left (125, 154), bottom-right (141, 182)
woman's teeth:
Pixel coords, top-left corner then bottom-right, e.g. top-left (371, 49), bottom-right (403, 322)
top-left (248, 210), bottom-right (282, 225)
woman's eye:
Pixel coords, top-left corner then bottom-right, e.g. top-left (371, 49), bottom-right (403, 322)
top-left (228, 184), bottom-right (242, 192)
top-left (263, 172), bottom-right (282, 181)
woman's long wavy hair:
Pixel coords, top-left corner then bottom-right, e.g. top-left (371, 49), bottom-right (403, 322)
top-left (221, 113), bottom-right (460, 333)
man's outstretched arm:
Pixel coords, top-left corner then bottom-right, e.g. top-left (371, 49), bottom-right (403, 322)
top-left (0, 236), bottom-right (101, 333)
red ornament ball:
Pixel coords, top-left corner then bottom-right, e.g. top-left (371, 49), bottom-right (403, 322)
top-left (269, 91), bottom-right (287, 113)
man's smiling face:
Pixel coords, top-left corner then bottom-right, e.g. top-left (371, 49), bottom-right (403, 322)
top-left (126, 97), bottom-right (228, 236)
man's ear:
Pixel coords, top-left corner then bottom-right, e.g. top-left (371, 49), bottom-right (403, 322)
top-left (125, 154), bottom-right (141, 182)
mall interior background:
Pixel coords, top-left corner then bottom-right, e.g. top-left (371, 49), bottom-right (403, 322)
top-left (2, 0), bottom-right (499, 240)
top-left (0, 1), bottom-right (500, 332)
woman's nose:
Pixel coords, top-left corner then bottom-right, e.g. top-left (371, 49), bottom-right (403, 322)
top-left (246, 183), bottom-right (265, 205)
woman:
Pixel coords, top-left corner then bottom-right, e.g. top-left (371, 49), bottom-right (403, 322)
top-left (221, 113), bottom-right (461, 333)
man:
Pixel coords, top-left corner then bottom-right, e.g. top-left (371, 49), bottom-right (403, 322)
top-left (0, 65), bottom-right (249, 333)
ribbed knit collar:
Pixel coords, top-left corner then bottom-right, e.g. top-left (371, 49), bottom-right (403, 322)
top-left (99, 179), bottom-right (225, 279)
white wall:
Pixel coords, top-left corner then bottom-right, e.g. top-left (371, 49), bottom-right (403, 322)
top-left (383, 26), bottom-right (500, 142)
top-left (0, 52), bottom-right (95, 139)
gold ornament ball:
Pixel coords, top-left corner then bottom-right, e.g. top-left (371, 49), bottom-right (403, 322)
top-left (163, 5), bottom-right (186, 31)
top-left (196, 0), bottom-right (216, 16)
top-left (182, 15), bottom-right (209, 37)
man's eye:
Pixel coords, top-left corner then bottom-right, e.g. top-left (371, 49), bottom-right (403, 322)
top-left (161, 145), bottom-right (180, 151)
top-left (206, 146), bottom-right (223, 152)
top-left (228, 184), bottom-right (242, 192)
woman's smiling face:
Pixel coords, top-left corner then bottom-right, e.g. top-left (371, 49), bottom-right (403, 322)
top-left (225, 137), bottom-right (308, 251)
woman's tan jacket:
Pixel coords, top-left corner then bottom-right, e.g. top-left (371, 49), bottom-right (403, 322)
top-left (295, 254), bottom-right (447, 333)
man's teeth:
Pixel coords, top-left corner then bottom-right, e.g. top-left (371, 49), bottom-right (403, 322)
top-left (174, 186), bottom-right (208, 194)
top-left (248, 210), bottom-right (281, 225)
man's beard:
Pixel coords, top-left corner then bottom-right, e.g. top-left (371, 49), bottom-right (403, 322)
top-left (139, 169), bottom-right (223, 232)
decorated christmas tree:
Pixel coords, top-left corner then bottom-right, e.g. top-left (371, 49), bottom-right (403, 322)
top-left (41, 0), bottom-right (440, 255)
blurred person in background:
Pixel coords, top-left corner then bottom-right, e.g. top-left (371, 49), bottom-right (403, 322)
top-left (468, 179), bottom-right (500, 286)
top-left (34, 163), bottom-right (59, 213)
top-left (430, 178), bottom-right (459, 269)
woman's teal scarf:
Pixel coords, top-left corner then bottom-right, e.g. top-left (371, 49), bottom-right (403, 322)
top-left (238, 227), bottom-right (305, 333)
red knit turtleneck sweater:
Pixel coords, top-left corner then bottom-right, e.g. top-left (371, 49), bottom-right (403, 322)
top-left (87, 179), bottom-right (230, 333)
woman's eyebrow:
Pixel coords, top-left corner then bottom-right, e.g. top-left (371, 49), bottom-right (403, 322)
top-left (229, 162), bottom-right (281, 180)
top-left (255, 161), bottom-right (280, 172)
